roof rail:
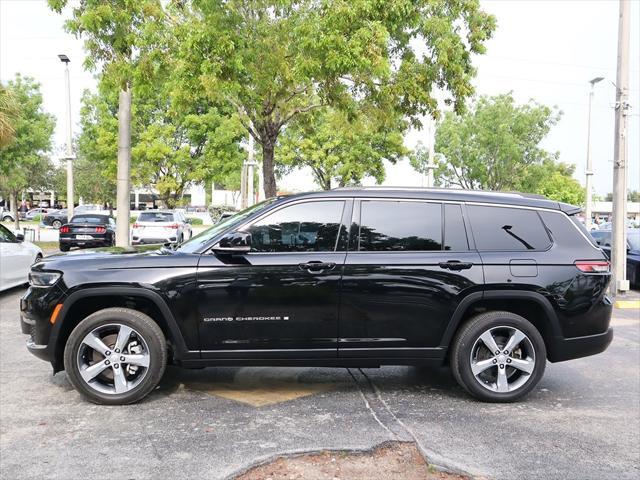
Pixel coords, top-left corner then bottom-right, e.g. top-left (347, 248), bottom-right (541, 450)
top-left (331, 186), bottom-right (532, 198)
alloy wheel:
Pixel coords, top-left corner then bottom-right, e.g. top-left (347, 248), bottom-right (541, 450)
top-left (469, 326), bottom-right (536, 393)
top-left (76, 323), bottom-right (151, 395)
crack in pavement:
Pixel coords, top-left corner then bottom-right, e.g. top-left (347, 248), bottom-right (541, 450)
top-left (349, 368), bottom-right (482, 478)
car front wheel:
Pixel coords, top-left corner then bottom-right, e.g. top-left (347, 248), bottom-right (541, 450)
top-left (451, 311), bottom-right (546, 402)
top-left (52, 220), bottom-right (62, 229)
top-left (63, 308), bottom-right (167, 405)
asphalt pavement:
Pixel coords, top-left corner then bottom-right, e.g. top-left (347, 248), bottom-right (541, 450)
top-left (0, 287), bottom-right (638, 480)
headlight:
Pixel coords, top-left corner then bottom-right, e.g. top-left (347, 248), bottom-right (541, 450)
top-left (29, 271), bottom-right (61, 287)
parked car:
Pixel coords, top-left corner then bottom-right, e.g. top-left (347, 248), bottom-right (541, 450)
top-left (590, 229), bottom-right (640, 288)
top-left (0, 224), bottom-right (42, 292)
top-left (24, 208), bottom-right (49, 221)
top-left (41, 210), bottom-right (69, 229)
top-left (21, 188), bottom-right (613, 405)
top-left (131, 210), bottom-right (192, 245)
top-left (1, 207), bottom-right (15, 222)
top-left (59, 214), bottom-right (116, 252)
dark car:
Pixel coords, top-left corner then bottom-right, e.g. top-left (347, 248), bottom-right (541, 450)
top-left (58, 214), bottom-right (116, 251)
top-left (20, 188), bottom-right (613, 405)
top-left (41, 209), bottom-right (69, 229)
top-left (590, 229), bottom-right (640, 288)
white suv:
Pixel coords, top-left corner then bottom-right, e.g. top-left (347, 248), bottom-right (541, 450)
top-left (131, 210), bottom-right (192, 245)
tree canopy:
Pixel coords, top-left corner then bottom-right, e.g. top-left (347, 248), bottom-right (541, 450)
top-left (278, 106), bottom-right (408, 190)
top-left (174, 0), bottom-right (495, 196)
top-left (430, 93), bottom-right (584, 205)
top-left (0, 75), bottom-right (56, 226)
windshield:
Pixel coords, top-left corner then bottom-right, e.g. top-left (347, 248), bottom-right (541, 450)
top-left (628, 231), bottom-right (640, 251)
top-left (138, 212), bottom-right (175, 222)
top-left (176, 199), bottom-right (278, 253)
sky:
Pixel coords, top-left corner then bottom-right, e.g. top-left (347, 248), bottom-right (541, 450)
top-left (1, 0), bottom-right (638, 196)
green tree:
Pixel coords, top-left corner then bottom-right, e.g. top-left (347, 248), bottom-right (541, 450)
top-left (434, 94), bottom-right (562, 190)
top-left (0, 83), bottom-right (21, 149)
top-left (48, 0), bottom-right (164, 245)
top-left (77, 73), bottom-right (245, 208)
top-left (0, 75), bottom-right (56, 229)
top-left (519, 159), bottom-right (584, 205)
top-left (175, 0), bottom-right (495, 197)
top-left (278, 106), bottom-right (408, 190)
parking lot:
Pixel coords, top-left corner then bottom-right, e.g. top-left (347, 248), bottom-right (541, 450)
top-left (1, 287), bottom-right (638, 479)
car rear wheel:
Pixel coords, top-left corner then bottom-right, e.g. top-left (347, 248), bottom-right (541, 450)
top-left (52, 220), bottom-right (62, 229)
top-left (451, 311), bottom-right (546, 402)
top-left (2, 215), bottom-right (11, 222)
top-left (59, 244), bottom-right (70, 252)
top-left (63, 308), bottom-right (167, 405)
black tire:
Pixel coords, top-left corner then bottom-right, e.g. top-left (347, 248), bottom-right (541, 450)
top-left (450, 311), bottom-right (546, 402)
top-left (63, 307), bottom-right (167, 405)
top-left (52, 219), bottom-right (62, 229)
top-left (2, 215), bottom-right (11, 222)
top-left (59, 244), bottom-right (70, 252)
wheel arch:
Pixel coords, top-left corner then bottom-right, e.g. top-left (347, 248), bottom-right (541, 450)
top-left (441, 290), bottom-right (562, 360)
top-left (50, 287), bottom-right (193, 372)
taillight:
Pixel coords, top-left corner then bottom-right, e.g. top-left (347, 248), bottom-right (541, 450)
top-left (59, 226), bottom-right (69, 233)
top-left (574, 260), bottom-right (610, 273)
top-left (133, 223), bottom-right (139, 229)
top-left (95, 226), bottom-right (106, 233)
top-left (169, 223), bottom-right (179, 229)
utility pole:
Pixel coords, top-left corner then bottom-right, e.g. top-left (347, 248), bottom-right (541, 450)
top-left (240, 133), bottom-right (257, 209)
top-left (610, 0), bottom-right (630, 296)
top-left (584, 76), bottom-right (604, 230)
top-left (247, 134), bottom-right (256, 207)
top-left (58, 54), bottom-right (74, 221)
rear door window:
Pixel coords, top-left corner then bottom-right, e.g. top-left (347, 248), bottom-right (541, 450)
top-left (444, 204), bottom-right (469, 251)
top-left (468, 205), bottom-right (552, 251)
top-left (358, 201), bottom-right (442, 251)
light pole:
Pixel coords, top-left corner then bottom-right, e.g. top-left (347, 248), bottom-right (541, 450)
top-left (58, 54), bottom-right (74, 221)
top-left (584, 76), bottom-right (604, 230)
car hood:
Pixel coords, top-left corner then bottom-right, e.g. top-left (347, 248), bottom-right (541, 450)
top-left (34, 245), bottom-right (197, 272)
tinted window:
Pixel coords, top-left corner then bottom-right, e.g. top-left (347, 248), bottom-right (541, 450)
top-left (249, 201), bottom-right (345, 253)
top-left (359, 201), bottom-right (442, 251)
top-left (444, 204), bottom-right (468, 251)
top-left (590, 230), bottom-right (611, 247)
top-left (138, 212), bottom-right (175, 222)
top-left (71, 215), bottom-right (109, 224)
top-left (468, 205), bottom-right (551, 251)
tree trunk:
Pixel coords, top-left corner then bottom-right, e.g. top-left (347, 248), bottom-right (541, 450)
top-left (115, 86), bottom-right (132, 247)
top-left (262, 141), bottom-right (277, 198)
top-left (10, 191), bottom-right (19, 230)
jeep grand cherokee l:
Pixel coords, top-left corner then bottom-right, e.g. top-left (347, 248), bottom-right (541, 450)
top-left (20, 188), bottom-right (613, 405)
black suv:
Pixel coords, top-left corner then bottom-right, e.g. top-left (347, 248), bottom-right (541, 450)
top-left (21, 188), bottom-right (613, 405)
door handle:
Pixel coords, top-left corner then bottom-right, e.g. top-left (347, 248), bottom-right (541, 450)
top-left (298, 261), bottom-right (336, 273)
top-left (438, 260), bottom-right (473, 271)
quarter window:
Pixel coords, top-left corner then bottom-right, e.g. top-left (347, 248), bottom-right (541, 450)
top-left (359, 201), bottom-right (442, 251)
top-left (468, 205), bottom-right (552, 251)
top-left (248, 201), bottom-right (345, 252)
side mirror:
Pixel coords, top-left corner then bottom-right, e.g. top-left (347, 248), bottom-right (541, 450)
top-left (15, 233), bottom-right (24, 242)
top-left (213, 231), bottom-right (251, 254)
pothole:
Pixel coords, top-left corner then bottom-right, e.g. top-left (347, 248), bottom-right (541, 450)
top-left (235, 441), bottom-right (469, 480)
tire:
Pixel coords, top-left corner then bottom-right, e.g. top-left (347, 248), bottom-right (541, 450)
top-left (52, 219), bottom-right (62, 229)
top-left (450, 311), bottom-right (546, 402)
top-left (59, 244), bottom-right (70, 252)
top-left (34, 253), bottom-right (43, 263)
top-left (2, 215), bottom-right (11, 222)
top-left (63, 307), bottom-right (167, 405)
